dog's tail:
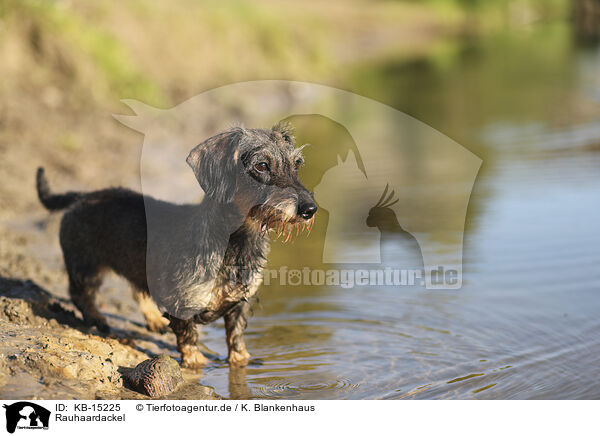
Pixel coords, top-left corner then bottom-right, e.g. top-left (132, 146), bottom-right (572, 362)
top-left (36, 167), bottom-right (82, 211)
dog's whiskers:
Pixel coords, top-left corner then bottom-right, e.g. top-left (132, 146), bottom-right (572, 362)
top-left (262, 214), bottom-right (315, 243)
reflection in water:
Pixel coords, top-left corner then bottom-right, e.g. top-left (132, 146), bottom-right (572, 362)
top-left (228, 366), bottom-right (251, 400)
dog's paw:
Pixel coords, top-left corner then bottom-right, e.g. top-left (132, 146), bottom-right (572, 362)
top-left (145, 315), bottom-right (170, 334)
top-left (96, 322), bottom-right (111, 334)
top-left (228, 349), bottom-right (251, 367)
top-left (85, 316), bottom-right (110, 334)
top-left (180, 345), bottom-right (208, 370)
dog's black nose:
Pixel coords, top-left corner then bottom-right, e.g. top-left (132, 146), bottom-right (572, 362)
top-left (298, 202), bottom-right (317, 220)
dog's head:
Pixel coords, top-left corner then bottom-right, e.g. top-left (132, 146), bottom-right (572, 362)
top-left (187, 123), bottom-right (317, 239)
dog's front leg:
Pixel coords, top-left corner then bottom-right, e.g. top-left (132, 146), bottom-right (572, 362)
top-left (224, 300), bottom-right (252, 366)
top-left (168, 315), bottom-right (208, 369)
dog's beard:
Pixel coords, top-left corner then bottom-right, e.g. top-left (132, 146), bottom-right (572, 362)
top-left (265, 215), bottom-right (314, 243)
top-left (249, 203), bottom-right (314, 243)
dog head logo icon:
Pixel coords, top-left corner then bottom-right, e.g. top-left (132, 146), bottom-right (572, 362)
top-left (3, 402), bottom-right (50, 433)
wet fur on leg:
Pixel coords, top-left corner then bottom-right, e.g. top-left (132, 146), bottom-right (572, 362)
top-left (132, 287), bottom-right (169, 333)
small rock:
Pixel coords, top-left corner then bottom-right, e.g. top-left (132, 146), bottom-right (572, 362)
top-left (123, 355), bottom-right (183, 398)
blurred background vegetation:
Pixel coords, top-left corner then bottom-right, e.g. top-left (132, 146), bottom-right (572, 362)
top-left (0, 0), bottom-right (578, 108)
top-left (0, 0), bottom-right (596, 215)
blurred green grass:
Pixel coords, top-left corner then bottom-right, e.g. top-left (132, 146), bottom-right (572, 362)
top-left (0, 0), bottom-right (571, 109)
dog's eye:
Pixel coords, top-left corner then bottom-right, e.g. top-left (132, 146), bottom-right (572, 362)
top-left (294, 159), bottom-right (303, 170)
top-left (255, 162), bottom-right (269, 172)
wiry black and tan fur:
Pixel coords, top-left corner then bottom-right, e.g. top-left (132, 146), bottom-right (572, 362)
top-left (36, 123), bottom-right (317, 368)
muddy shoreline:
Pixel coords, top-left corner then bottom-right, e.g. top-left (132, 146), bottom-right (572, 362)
top-left (0, 220), bottom-right (218, 400)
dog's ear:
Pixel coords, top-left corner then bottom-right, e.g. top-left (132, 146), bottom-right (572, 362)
top-left (272, 121), bottom-right (295, 145)
top-left (187, 128), bottom-right (243, 203)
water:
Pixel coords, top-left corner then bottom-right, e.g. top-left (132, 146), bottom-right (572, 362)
top-left (194, 24), bottom-right (600, 399)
